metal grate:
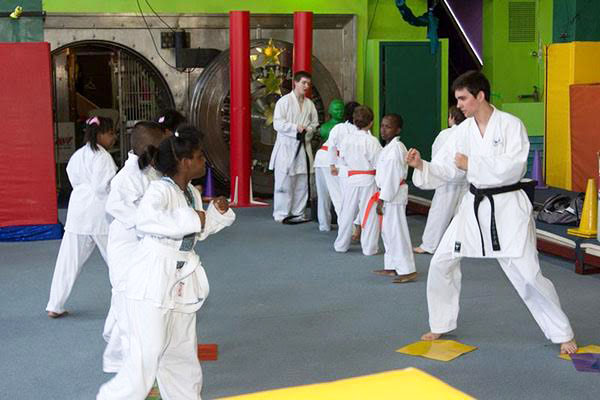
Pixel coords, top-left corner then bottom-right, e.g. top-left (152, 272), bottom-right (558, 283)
top-left (509, 2), bottom-right (536, 42)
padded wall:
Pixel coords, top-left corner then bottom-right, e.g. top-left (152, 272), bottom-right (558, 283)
top-left (546, 42), bottom-right (600, 190)
top-left (0, 42), bottom-right (58, 227)
top-left (570, 84), bottom-right (600, 192)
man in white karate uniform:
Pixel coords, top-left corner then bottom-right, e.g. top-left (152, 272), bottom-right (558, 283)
top-left (414, 106), bottom-right (468, 254)
top-left (372, 114), bottom-right (417, 283)
top-left (334, 106), bottom-right (382, 256)
top-left (407, 70), bottom-right (577, 354)
top-left (269, 71), bottom-right (319, 222)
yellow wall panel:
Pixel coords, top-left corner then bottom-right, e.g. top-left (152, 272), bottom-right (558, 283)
top-left (546, 42), bottom-right (600, 190)
top-left (546, 44), bottom-right (572, 189)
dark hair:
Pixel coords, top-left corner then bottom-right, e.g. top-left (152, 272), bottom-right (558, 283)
top-left (131, 121), bottom-right (165, 169)
top-left (383, 113), bottom-right (403, 130)
top-left (448, 105), bottom-right (466, 125)
top-left (293, 71), bottom-right (312, 82)
top-left (352, 106), bottom-right (374, 129)
top-left (451, 70), bottom-right (490, 102)
top-left (84, 116), bottom-right (113, 152)
top-left (156, 109), bottom-right (186, 133)
top-left (154, 125), bottom-right (203, 177)
top-left (344, 101), bottom-right (360, 123)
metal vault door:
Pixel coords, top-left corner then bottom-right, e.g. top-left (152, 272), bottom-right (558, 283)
top-left (51, 41), bottom-right (175, 196)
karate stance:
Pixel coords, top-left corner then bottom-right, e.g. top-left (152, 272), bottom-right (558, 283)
top-left (46, 117), bottom-right (117, 318)
top-left (97, 128), bottom-right (235, 399)
top-left (102, 121), bottom-right (167, 373)
top-left (269, 71), bottom-right (319, 222)
top-left (407, 71), bottom-right (577, 354)
top-left (414, 106), bottom-right (468, 254)
top-left (372, 114), bottom-right (417, 283)
top-left (334, 106), bottom-right (382, 255)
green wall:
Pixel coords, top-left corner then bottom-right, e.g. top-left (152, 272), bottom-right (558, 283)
top-left (0, 0), bottom-right (43, 41)
top-left (553, 0), bottom-right (600, 42)
top-left (42, 0), bottom-right (431, 107)
top-left (482, 0), bottom-right (553, 107)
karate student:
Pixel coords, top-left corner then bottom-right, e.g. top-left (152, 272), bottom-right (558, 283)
top-left (406, 70), bottom-right (577, 354)
top-left (372, 114), bottom-right (417, 283)
top-left (102, 121), bottom-right (168, 373)
top-left (97, 127), bottom-right (235, 399)
top-left (334, 106), bottom-right (382, 255)
top-left (269, 71), bottom-right (319, 222)
top-left (46, 117), bottom-right (117, 318)
top-left (414, 106), bottom-right (468, 254)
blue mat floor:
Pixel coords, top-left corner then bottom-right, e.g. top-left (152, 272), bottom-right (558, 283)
top-left (0, 206), bottom-right (599, 399)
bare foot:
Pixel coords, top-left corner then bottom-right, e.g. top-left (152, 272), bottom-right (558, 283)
top-left (392, 272), bottom-right (418, 283)
top-left (47, 311), bottom-right (68, 318)
top-left (372, 269), bottom-right (398, 277)
top-left (413, 247), bottom-right (428, 254)
top-left (560, 339), bottom-right (578, 354)
top-left (351, 225), bottom-right (361, 243)
top-left (421, 332), bottom-right (442, 341)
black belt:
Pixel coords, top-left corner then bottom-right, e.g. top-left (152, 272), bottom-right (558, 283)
top-left (469, 182), bottom-right (526, 256)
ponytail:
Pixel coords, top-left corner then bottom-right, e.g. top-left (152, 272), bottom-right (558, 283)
top-left (84, 116), bottom-right (114, 151)
top-left (138, 144), bottom-right (159, 170)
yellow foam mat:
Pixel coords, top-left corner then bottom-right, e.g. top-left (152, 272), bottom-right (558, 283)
top-left (558, 345), bottom-right (600, 361)
top-left (396, 340), bottom-right (478, 362)
top-left (219, 368), bottom-right (473, 399)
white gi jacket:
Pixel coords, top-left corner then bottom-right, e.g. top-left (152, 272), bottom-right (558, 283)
top-left (269, 91), bottom-right (319, 175)
top-left (339, 129), bottom-right (382, 187)
top-left (316, 121), bottom-right (356, 175)
top-left (64, 143), bottom-right (117, 234)
top-left (127, 179), bottom-right (235, 312)
top-left (376, 138), bottom-right (409, 205)
top-left (413, 107), bottom-right (531, 258)
top-left (105, 152), bottom-right (161, 290)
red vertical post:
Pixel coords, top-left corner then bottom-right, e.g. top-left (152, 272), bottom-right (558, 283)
top-left (293, 11), bottom-right (313, 97)
top-left (229, 11), bottom-right (251, 206)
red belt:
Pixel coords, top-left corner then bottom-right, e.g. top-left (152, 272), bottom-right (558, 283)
top-left (348, 170), bottom-right (376, 176)
top-left (361, 180), bottom-right (406, 229)
top-left (320, 145), bottom-right (339, 156)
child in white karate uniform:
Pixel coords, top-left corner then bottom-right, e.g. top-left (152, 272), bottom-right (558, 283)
top-left (372, 114), bottom-right (417, 283)
top-left (102, 121), bottom-right (168, 373)
top-left (97, 126), bottom-right (235, 400)
top-left (46, 116), bottom-right (117, 318)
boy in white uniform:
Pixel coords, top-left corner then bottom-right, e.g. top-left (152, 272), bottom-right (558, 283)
top-left (269, 71), bottom-right (319, 222)
top-left (414, 106), bottom-right (468, 254)
top-left (372, 114), bottom-right (417, 283)
top-left (406, 71), bottom-right (577, 354)
top-left (334, 106), bottom-right (382, 255)
top-left (102, 121), bottom-right (167, 373)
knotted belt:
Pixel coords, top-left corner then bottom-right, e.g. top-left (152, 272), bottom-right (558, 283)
top-left (469, 182), bottom-right (526, 256)
top-left (361, 180), bottom-right (406, 229)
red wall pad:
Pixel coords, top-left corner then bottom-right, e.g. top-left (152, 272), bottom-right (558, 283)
top-left (570, 84), bottom-right (600, 192)
top-left (0, 43), bottom-right (59, 230)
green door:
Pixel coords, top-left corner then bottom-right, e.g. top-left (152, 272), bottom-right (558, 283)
top-left (380, 41), bottom-right (441, 165)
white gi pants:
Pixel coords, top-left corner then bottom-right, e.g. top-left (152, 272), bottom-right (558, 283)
top-left (273, 169), bottom-right (308, 221)
top-left (103, 289), bottom-right (128, 373)
top-left (419, 183), bottom-right (465, 253)
top-left (382, 203), bottom-right (416, 274)
top-left (315, 167), bottom-right (341, 231)
top-left (427, 219), bottom-right (575, 343)
top-left (46, 232), bottom-right (109, 313)
top-left (97, 299), bottom-right (202, 400)
top-left (334, 183), bottom-right (380, 256)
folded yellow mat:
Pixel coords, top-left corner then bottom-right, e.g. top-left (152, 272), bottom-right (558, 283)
top-left (219, 368), bottom-right (473, 399)
top-left (396, 340), bottom-right (478, 362)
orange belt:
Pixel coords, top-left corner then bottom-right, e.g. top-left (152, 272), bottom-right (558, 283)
top-left (348, 169), bottom-right (376, 176)
top-left (320, 145), bottom-right (339, 156)
top-left (361, 180), bottom-right (406, 229)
